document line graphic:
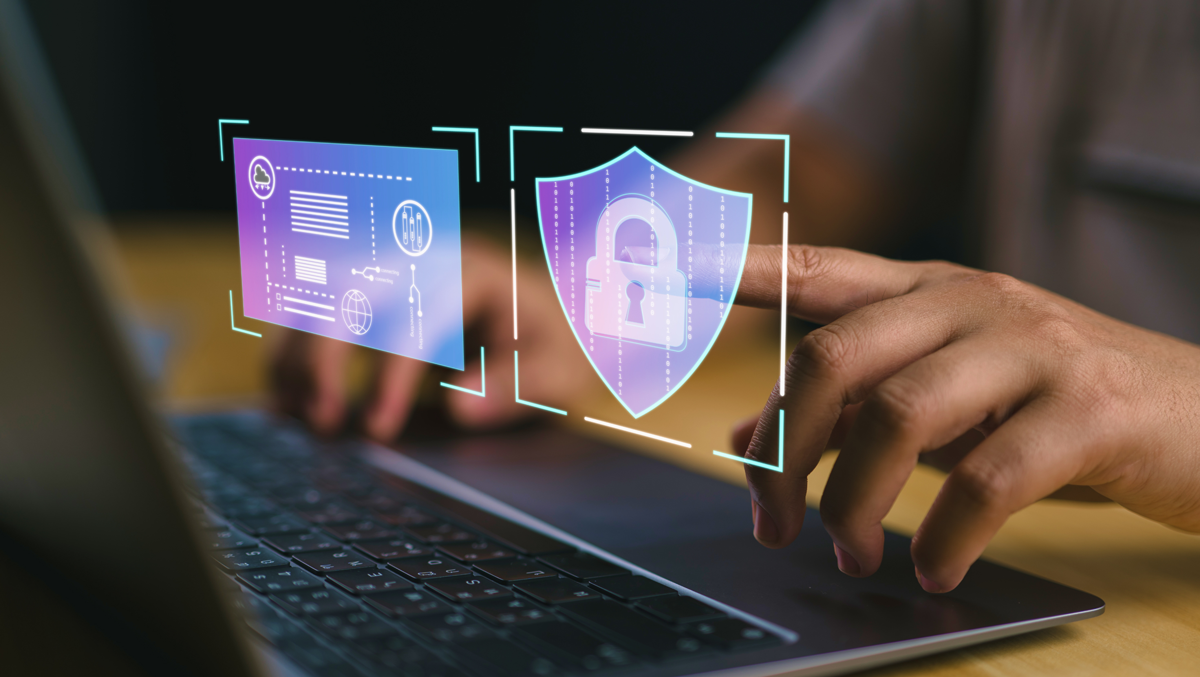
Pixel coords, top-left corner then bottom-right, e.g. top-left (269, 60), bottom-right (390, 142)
top-left (283, 295), bottom-right (336, 322)
top-left (290, 189), bottom-right (349, 239)
top-left (294, 256), bottom-right (327, 284)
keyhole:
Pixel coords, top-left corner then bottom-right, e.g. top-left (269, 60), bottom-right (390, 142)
top-left (626, 281), bottom-right (646, 325)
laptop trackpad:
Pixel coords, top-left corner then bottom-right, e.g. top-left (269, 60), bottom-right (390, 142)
top-left (395, 428), bottom-right (1099, 652)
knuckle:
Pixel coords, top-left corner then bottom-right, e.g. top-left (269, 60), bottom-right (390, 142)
top-left (793, 324), bottom-right (857, 382)
top-left (787, 244), bottom-right (826, 283)
top-left (972, 271), bottom-right (1026, 296)
top-left (948, 460), bottom-right (1011, 510)
top-left (864, 377), bottom-right (934, 439)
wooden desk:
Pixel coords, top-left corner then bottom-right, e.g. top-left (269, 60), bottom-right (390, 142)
top-left (112, 218), bottom-right (1200, 676)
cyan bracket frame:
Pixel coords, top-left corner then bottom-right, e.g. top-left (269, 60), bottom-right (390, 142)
top-left (712, 410), bottom-right (785, 473)
top-left (440, 347), bottom-right (486, 397)
top-left (229, 290), bottom-right (262, 337)
top-left (218, 119), bottom-right (249, 161)
top-left (431, 127), bottom-right (481, 182)
top-left (509, 126), bottom-right (563, 182)
top-left (714, 132), bottom-right (790, 203)
top-left (514, 350), bottom-right (567, 415)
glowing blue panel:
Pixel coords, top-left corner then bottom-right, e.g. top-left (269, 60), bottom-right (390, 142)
top-left (233, 138), bottom-right (464, 370)
top-left (536, 147), bottom-right (752, 418)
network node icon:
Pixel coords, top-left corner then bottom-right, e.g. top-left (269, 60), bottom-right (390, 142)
top-left (341, 289), bottom-right (372, 335)
top-left (393, 199), bottom-right (433, 256)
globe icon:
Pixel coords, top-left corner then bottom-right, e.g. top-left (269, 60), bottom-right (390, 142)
top-left (341, 290), bottom-right (372, 335)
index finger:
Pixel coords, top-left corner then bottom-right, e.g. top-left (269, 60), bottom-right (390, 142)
top-left (733, 244), bottom-right (928, 323)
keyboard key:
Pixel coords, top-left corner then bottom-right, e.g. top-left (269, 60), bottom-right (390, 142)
top-left (364, 589), bottom-right (451, 618)
top-left (438, 540), bottom-right (518, 563)
top-left (638, 595), bottom-right (724, 624)
top-left (213, 547), bottom-right (289, 571)
top-left (233, 513), bottom-right (310, 536)
top-left (560, 599), bottom-right (706, 661)
top-left (373, 506), bottom-right (437, 527)
top-left (457, 638), bottom-right (558, 677)
top-left (238, 567), bottom-right (324, 593)
top-left (323, 520), bottom-right (397, 542)
top-left (327, 568), bottom-right (412, 595)
top-left (515, 577), bottom-right (599, 604)
top-left (264, 532), bottom-right (342, 554)
top-left (270, 588), bottom-right (359, 616)
top-left (687, 618), bottom-right (780, 651)
top-left (406, 611), bottom-right (492, 642)
top-left (307, 610), bottom-right (396, 640)
top-left (388, 556), bottom-right (470, 580)
top-left (405, 521), bottom-right (476, 545)
top-left (475, 558), bottom-right (557, 583)
top-left (354, 538), bottom-right (434, 561)
top-left (590, 575), bottom-right (675, 601)
top-left (517, 621), bottom-right (635, 672)
top-left (467, 597), bottom-right (550, 626)
top-left (294, 502), bottom-right (363, 525)
top-left (294, 549), bottom-right (375, 574)
top-left (538, 552), bottom-right (626, 580)
top-left (207, 527), bottom-right (257, 550)
top-left (427, 576), bottom-right (513, 602)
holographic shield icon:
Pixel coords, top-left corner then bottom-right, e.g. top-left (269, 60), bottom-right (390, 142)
top-left (536, 147), bottom-right (752, 418)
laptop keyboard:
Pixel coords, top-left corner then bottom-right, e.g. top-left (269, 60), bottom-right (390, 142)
top-left (174, 416), bottom-right (782, 676)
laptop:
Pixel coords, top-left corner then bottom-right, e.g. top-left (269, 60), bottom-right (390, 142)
top-left (0, 3), bottom-right (1103, 675)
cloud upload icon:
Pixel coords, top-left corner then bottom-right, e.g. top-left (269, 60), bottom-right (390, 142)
top-left (253, 164), bottom-right (270, 184)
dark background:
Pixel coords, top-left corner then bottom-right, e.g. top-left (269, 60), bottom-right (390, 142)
top-left (28, 0), bottom-right (823, 220)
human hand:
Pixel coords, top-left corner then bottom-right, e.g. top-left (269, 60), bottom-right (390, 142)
top-left (732, 245), bottom-right (1200, 592)
top-left (270, 235), bottom-right (591, 441)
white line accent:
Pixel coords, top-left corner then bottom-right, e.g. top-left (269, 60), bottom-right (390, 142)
top-left (290, 204), bottom-right (348, 214)
top-left (291, 214), bottom-right (349, 226)
top-left (290, 190), bottom-right (347, 200)
top-left (583, 417), bottom-right (692, 448)
top-left (581, 127), bottom-right (694, 137)
top-left (290, 222), bottom-right (348, 233)
top-left (283, 296), bottom-right (334, 310)
top-left (283, 306), bottom-right (335, 321)
top-left (294, 256), bottom-right (325, 265)
top-left (511, 188), bottom-right (518, 341)
top-left (290, 196), bottom-right (348, 206)
top-left (781, 212), bottom-right (788, 398)
top-left (292, 228), bottom-right (349, 239)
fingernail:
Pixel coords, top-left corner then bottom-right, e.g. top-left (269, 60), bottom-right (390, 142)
top-left (834, 544), bottom-right (861, 576)
top-left (915, 567), bottom-right (946, 593)
top-left (753, 502), bottom-right (779, 545)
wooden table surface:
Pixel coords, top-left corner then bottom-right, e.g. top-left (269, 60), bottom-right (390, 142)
top-left (111, 218), bottom-right (1200, 676)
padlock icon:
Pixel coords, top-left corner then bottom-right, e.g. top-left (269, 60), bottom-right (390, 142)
top-left (586, 195), bottom-right (687, 349)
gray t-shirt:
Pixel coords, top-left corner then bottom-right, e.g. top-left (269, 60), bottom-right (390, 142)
top-left (766, 0), bottom-right (1200, 342)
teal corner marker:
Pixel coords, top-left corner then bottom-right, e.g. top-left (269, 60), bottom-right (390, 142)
top-left (715, 132), bottom-right (790, 203)
top-left (431, 127), bottom-right (481, 182)
top-left (514, 350), bottom-right (567, 415)
top-left (440, 347), bottom-right (486, 397)
top-left (218, 119), bottom-right (249, 161)
top-left (509, 126), bottom-right (563, 182)
top-left (713, 410), bottom-right (784, 472)
top-left (229, 290), bottom-right (262, 337)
